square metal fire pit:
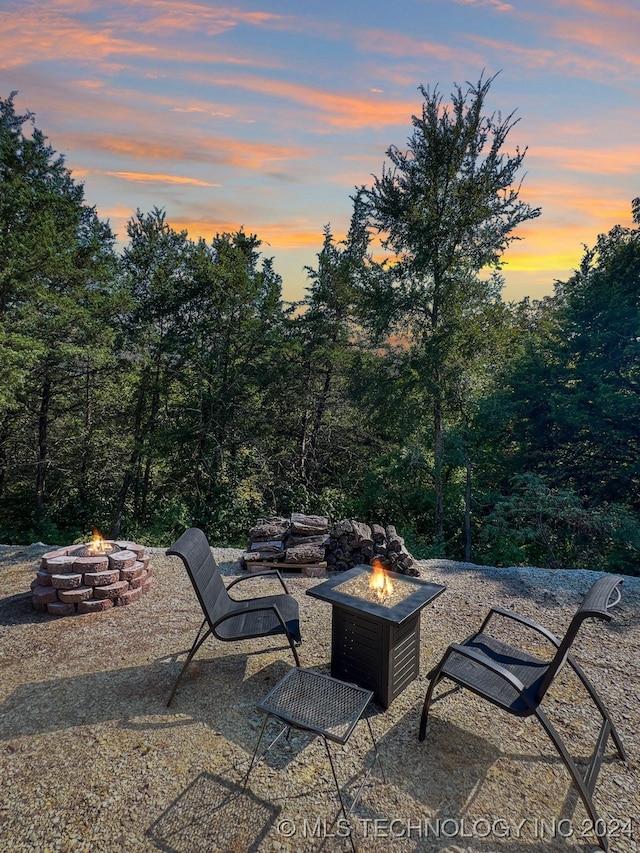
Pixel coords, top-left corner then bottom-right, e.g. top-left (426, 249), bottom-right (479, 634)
top-left (307, 565), bottom-right (445, 708)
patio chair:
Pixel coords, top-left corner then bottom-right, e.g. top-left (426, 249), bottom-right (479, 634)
top-left (418, 574), bottom-right (626, 852)
top-left (166, 527), bottom-right (301, 706)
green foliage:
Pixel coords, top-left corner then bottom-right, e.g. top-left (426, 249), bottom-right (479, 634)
top-left (477, 473), bottom-right (640, 574)
top-left (358, 446), bottom-right (436, 533)
top-left (481, 202), bottom-right (640, 508)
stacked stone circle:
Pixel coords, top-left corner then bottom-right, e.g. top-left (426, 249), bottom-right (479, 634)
top-left (30, 541), bottom-right (152, 616)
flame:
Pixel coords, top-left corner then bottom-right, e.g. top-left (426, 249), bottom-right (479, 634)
top-left (86, 529), bottom-right (113, 556)
top-left (369, 557), bottom-right (394, 602)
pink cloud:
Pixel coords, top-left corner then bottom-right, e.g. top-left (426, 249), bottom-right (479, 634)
top-left (165, 217), bottom-right (325, 251)
top-left (354, 29), bottom-right (476, 64)
top-left (0, 4), bottom-right (284, 71)
top-left (203, 74), bottom-right (419, 130)
top-left (0, 9), bottom-right (157, 69)
top-left (552, 21), bottom-right (640, 68)
top-left (104, 171), bottom-right (221, 187)
top-left (454, 0), bottom-right (514, 10)
top-left (528, 145), bottom-right (640, 177)
top-left (120, 0), bottom-right (290, 36)
top-left (71, 131), bottom-right (309, 170)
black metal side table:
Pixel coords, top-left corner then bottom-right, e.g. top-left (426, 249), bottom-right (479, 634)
top-left (243, 667), bottom-right (386, 851)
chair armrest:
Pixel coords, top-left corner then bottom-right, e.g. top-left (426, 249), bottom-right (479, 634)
top-left (227, 570), bottom-right (291, 596)
top-left (480, 606), bottom-right (562, 648)
top-left (444, 643), bottom-right (529, 697)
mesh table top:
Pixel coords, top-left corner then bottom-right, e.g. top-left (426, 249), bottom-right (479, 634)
top-left (257, 668), bottom-right (374, 744)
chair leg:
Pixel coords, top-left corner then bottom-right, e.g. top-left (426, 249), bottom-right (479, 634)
top-left (364, 716), bottom-right (387, 785)
top-left (286, 631), bottom-right (301, 667)
top-left (568, 656), bottom-right (627, 761)
top-left (166, 621), bottom-right (213, 707)
top-left (535, 707), bottom-right (609, 852)
top-left (241, 715), bottom-right (269, 791)
top-left (323, 738), bottom-right (357, 853)
top-left (419, 671), bottom-right (443, 741)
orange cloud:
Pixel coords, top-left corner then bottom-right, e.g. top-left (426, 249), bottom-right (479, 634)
top-left (104, 171), bottom-right (220, 187)
top-left (454, 0), bottom-right (514, 10)
top-left (354, 29), bottom-right (477, 64)
top-left (69, 131), bottom-right (309, 170)
top-left (204, 74), bottom-right (418, 130)
top-left (528, 145), bottom-right (640, 176)
top-left (122, 0), bottom-right (290, 36)
top-left (552, 21), bottom-right (640, 68)
top-left (503, 194), bottom-right (633, 274)
top-left (0, 4), bottom-right (283, 72)
top-left (168, 218), bottom-right (326, 251)
top-left (71, 134), bottom-right (197, 161)
top-left (0, 9), bottom-right (158, 70)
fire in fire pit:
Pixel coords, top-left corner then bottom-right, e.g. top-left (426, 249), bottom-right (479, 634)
top-left (369, 557), bottom-right (394, 603)
top-left (334, 559), bottom-right (422, 609)
top-left (71, 529), bottom-right (121, 558)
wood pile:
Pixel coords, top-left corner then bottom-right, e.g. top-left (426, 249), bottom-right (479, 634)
top-left (242, 512), bottom-right (419, 577)
top-left (241, 513), bottom-right (329, 576)
top-left (325, 520), bottom-right (419, 576)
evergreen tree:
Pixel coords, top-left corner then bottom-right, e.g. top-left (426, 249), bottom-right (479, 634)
top-left (0, 93), bottom-right (118, 536)
top-left (111, 208), bottom-right (194, 538)
top-left (359, 74), bottom-right (540, 545)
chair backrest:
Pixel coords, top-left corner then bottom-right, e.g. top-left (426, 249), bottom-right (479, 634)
top-left (536, 574), bottom-right (623, 701)
top-left (167, 528), bottom-right (231, 627)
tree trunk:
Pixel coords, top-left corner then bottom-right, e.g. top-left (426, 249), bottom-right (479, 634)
top-left (464, 450), bottom-right (472, 562)
top-left (35, 377), bottom-right (51, 520)
top-left (110, 363), bottom-right (159, 538)
top-left (431, 277), bottom-right (445, 545)
top-left (300, 363), bottom-right (334, 490)
top-left (0, 417), bottom-right (10, 503)
top-left (140, 454), bottom-right (153, 523)
top-left (433, 395), bottom-right (444, 542)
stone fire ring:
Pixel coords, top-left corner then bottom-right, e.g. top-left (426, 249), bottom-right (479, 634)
top-left (30, 541), bottom-right (152, 617)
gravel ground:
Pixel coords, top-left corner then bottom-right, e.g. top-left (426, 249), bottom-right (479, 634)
top-left (1, 543), bottom-right (639, 853)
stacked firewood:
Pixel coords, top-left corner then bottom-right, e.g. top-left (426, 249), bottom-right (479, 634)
top-left (241, 513), bottom-right (329, 568)
top-left (241, 512), bottom-right (418, 577)
top-left (325, 520), bottom-right (419, 576)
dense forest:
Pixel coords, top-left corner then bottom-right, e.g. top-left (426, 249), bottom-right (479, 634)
top-left (1, 81), bottom-right (639, 575)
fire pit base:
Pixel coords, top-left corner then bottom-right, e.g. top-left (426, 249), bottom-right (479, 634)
top-left (30, 540), bottom-right (152, 617)
top-left (331, 606), bottom-right (421, 708)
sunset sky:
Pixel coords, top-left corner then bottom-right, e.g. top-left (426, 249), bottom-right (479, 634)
top-left (1, 0), bottom-right (638, 303)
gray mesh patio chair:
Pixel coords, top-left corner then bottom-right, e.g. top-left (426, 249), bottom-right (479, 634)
top-left (166, 527), bottom-right (301, 706)
top-left (418, 574), bottom-right (626, 852)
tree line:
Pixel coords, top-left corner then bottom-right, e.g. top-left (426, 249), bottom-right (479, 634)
top-left (1, 80), bottom-right (639, 574)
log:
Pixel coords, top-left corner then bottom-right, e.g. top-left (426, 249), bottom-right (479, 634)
top-left (249, 540), bottom-right (285, 555)
top-left (243, 550), bottom-right (264, 563)
top-left (284, 544), bottom-right (326, 564)
top-left (290, 513), bottom-right (329, 536)
top-left (385, 525), bottom-right (404, 553)
top-left (350, 520), bottom-right (373, 548)
top-left (330, 519), bottom-right (353, 537)
top-left (371, 524), bottom-right (386, 544)
top-left (248, 517), bottom-right (290, 542)
top-left (324, 516), bottom-right (420, 576)
top-left (285, 533), bottom-right (330, 549)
